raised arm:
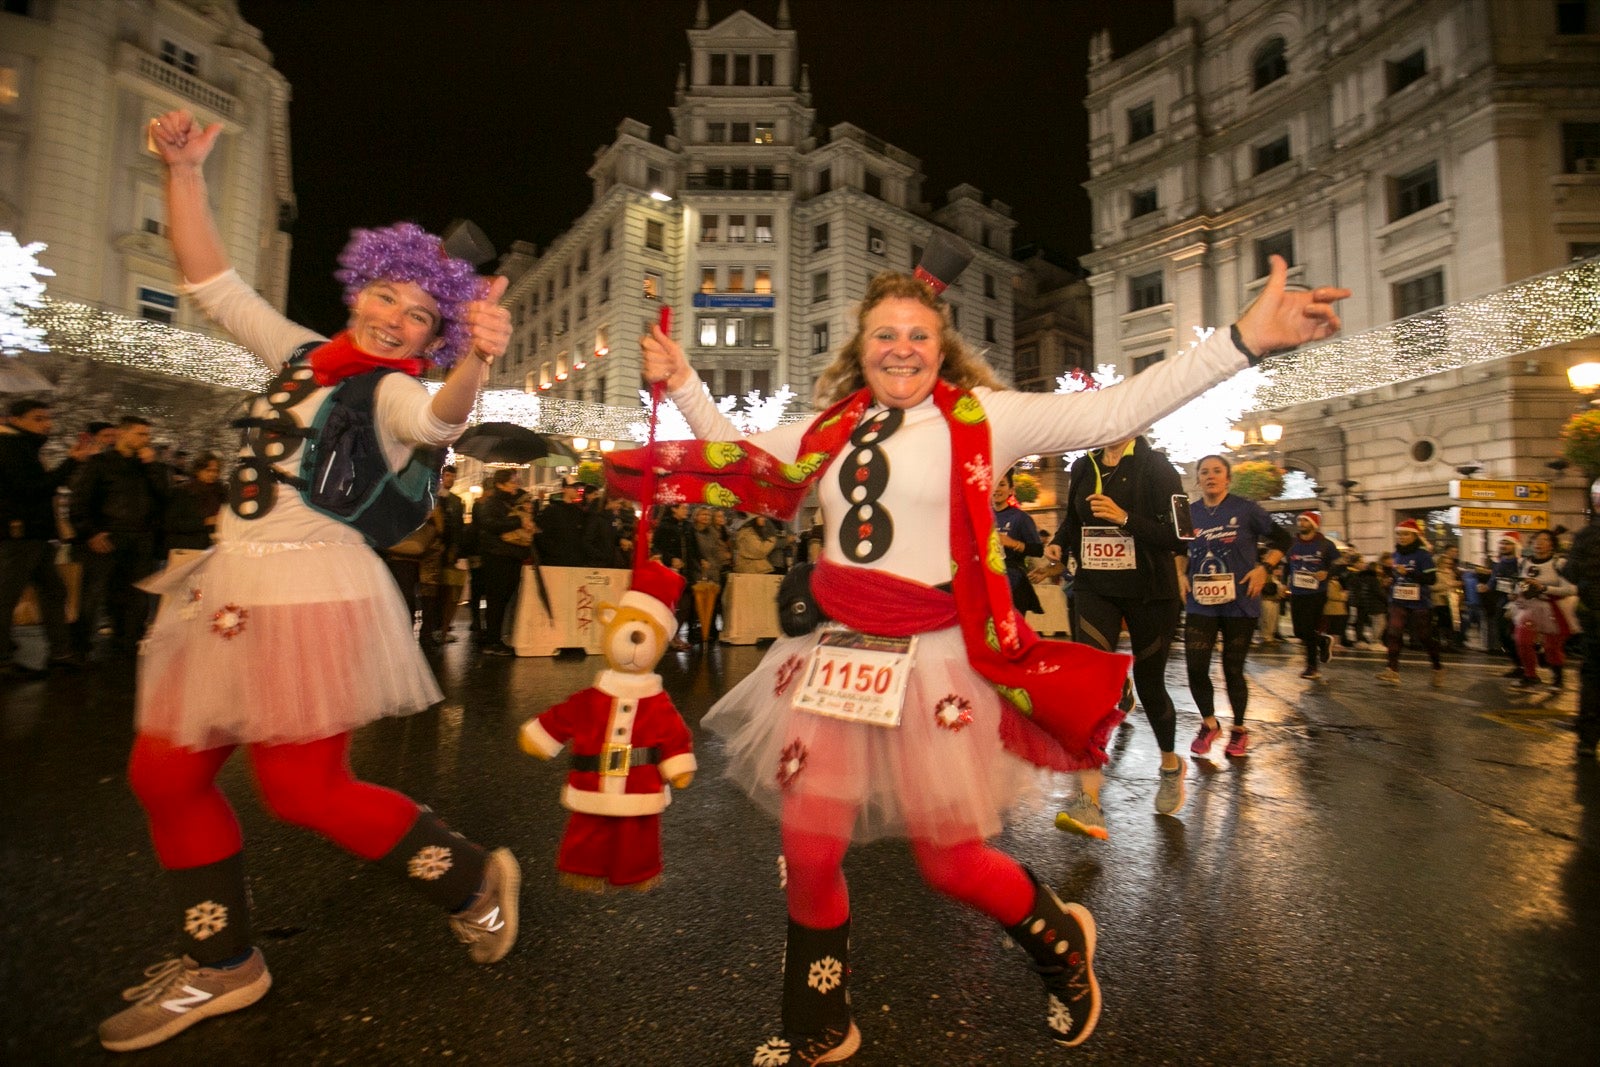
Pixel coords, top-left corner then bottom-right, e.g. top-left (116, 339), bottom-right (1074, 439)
top-left (429, 275), bottom-right (510, 428)
top-left (148, 110), bottom-right (229, 284)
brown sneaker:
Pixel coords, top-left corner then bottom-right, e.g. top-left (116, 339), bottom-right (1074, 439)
top-left (448, 847), bottom-right (520, 964)
top-left (99, 948), bottom-right (270, 1052)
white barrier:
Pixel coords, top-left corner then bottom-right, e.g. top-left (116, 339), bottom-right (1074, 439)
top-left (721, 572), bottom-right (783, 644)
top-left (1026, 583), bottom-right (1071, 636)
top-left (511, 566), bottom-right (632, 656)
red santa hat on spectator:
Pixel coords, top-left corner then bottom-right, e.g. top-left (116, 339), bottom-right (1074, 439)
top-left (1394, 518), bottom-right (1430, 547)
top-left (1298, 509), bottom-right (1321, 530)
top-left (1498, 531), bottom-right (1523, 547)
top-left (622, 559), bottom-right (685, 638)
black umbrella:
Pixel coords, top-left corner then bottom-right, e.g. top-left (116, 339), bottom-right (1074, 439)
top-left (453, 422), bottom-right (576, 465)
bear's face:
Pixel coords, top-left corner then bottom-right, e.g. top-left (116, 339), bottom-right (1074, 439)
top-left (599, 603), bottom-right (668, 673)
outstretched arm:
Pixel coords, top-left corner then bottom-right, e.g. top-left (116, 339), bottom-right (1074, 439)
top-left (148, 110), bottom-right (228, 284)
top-left (430, 275), bottom-right (511, 427)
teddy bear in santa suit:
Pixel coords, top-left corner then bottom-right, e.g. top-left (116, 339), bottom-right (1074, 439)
top-left (519, 560), bottom-right (696, 892)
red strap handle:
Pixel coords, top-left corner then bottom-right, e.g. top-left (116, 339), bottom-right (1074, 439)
top-left (632, 305), bottom-right (672, 571)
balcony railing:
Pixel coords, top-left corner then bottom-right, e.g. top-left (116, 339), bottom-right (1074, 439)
top-left (684, 172), bottom-right (792, 192)
top-left (119, 42), bottom-right (238, 119)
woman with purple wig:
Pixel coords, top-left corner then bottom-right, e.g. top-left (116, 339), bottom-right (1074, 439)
top-left (97, 110), bottom-right (517, 1054)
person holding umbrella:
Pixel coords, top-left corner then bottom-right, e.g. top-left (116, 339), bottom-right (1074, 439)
top-left (100, 110), bottom-right (519, 1053)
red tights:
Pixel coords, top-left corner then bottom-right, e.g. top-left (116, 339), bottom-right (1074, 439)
top-left (780, 799), bottom-right (1032, 929)
top-left (128, 732), bottom-right (419, 871)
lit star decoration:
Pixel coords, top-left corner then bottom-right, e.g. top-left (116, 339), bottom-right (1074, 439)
top-left (1, 233), bottom-right (55, 356)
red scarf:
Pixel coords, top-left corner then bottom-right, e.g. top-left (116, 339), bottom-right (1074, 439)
top-left (309, 330), bottom-right (429, 386)
top-left (605, 384), bottom-right (1129, 770)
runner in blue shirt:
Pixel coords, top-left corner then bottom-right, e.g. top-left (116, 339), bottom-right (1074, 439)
top-left (1286, 509), bottom-right (1340, 680)
top-left (1376, 519), bottom-right (1443, 687)
top-left (1183, 455), bottom-right (1290, 758)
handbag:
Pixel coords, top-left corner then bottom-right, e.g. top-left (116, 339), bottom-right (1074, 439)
top-left (500, 526), bottom-right (534, 547)
top-left (386, 522), bottom-right (437, 558)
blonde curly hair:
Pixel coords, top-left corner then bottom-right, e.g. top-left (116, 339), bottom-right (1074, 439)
top-left (812, 271), bottom-right (1003, 407)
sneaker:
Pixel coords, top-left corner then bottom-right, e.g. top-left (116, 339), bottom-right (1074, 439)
top-left (1355, 641), bottom-right (1372, 650)
top-left (449, 848), bottom-right (520, 964)
top-left (1431, 668), bottom-right (1445, 689)
top-left (1154, 758), bottom-right (1187, 816)
top-left (1224, 728), bottom-right (1250, 758)
top-left (1299, 668), bottom-right (1320, 680)
top-left (482, 642), bottom-right (515, 657)
top-left (1515, 674), bottom-right (1541, 688)
top-left (1054, 794), bottom-right (1108, 840)
top-left (1376, 668), bottom-right (1400, 685)
top-left (1190, 721), bottom-right (1221, 756)
top-left (1503, 666), bottom-right (1526, 679)
top-left (1319, 634), bottom-right (1333, 663)
top-left (99, 949), bottom-right (271, 1052)
top-left (751, 1023), bottom-right (861, 1066)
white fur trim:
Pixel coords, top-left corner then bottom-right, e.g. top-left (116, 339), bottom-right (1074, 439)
top-left (596, 669), bottom-right (663, 698)
top-left (520, 719), bottom-right (565, 759)
top-left (620, 590), bottom-right (677, 637)
top-left (659, 753), bottom-right (697, 782)
top-left (562, 784), bottom-right (669, 816)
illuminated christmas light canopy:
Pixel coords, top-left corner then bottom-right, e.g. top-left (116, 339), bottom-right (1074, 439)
top-left (1, 232), bottom-right (55, 356)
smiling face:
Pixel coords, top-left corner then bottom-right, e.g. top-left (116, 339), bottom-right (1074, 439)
top-left (347, 280), bottom-right (442, 360)
top-left (861, 298), bottom-right (944, 410)
top-left (992, 474), bottom-right (1013, 510)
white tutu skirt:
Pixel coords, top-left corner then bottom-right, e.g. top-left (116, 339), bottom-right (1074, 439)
top-left (136, 540), bottom-right (442, 750)
top-left (703, 625), bottom-right (1044, 847)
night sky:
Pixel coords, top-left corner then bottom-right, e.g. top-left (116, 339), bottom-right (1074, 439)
top-left (235, 0), bottom-right (1173, 333)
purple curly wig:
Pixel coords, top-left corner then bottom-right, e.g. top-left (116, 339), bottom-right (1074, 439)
top-left (335, 223), bottom-right (482, 368)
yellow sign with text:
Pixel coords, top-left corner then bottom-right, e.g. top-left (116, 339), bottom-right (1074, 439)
top-left (1450, 506), bottom-right (1548, 531)
top-left (1448, 479), bottom-right (1550, 503)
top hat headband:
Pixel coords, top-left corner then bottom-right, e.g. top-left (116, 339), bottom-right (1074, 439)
top-left (913, 232), bottom-right (976, 295)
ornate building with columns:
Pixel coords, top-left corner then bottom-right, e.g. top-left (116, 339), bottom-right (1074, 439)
top-left (1081, 0), bottom-right (1600, 553)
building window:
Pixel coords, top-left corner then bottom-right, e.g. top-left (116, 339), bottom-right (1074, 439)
top-left (594, 325), bottom-right (609, 357)
top-left (1562, 123), bottom-right (1600, 173)
top-left (159, 40), bottom-right (199, 76)
top-left (709, 53), bottom-right (727, 85)
top-left (1252, 37), bottom-right (1288, 90)
top-left (1254, 134), bottom-right (1291, 175)
top-left (1254, 231), bottom-right (1295, 277)
top-left (1557, 0), bottom-right (1590, 33)
top-left (1572, 242), bottom-right (1600, 260)
top-left (722, 369), bottom-right (744, 397)
top-left (813, 271), bottom-right (829, 303)
top-left (728, 214), bottom-right (747, 242)
top-left (1394, 270), bottom-right (1445, 317)
top-left (731, 121), bottom-right (751, 143)
top-left (0, 64), bottom-right (20, 111)
top-left (646, 166), bottom-right (663, 192)
top-left (700, 268), bottom-right (717, 294)
top-left (752, 314), bottom-right (774, 348)
top-left (137, 286), bottom-right (177, 324)
top-left (698, 316), bottom-right (719, 346)
top-left (1127, 101), bottom-right (1155, 143)
top-left (578, 295), bottom-right (588, 321)
top-left (757, 53), bottom-right (775, 86)
top-left (948, 304), bottom-right (960, 328)
top-left (1391, 162), bottom-right (1440, 220)
top-left (561, 264), bottom-right (571, 290)
top-left (599, 276), bottom-right (611, 304)
top-left (1386, 49), bottom-right (1427, 95)
top-left (817, 167), bottom-right (831, 194)
top-left (864, 171), bottom-right (882, 199)
top-left (137, 186), bottom-right (166, 236)
top-left (727, 266), bottom-right (746, 294)
top-left (706, 122), bottom-right (726, 143)
top-left (700, 214), bottom-right (719, 242)
top-left (645, 219), bottom-right (664, 251)
top-left (558, 309), bottom-right (569, 335)
top-left (911, 244), bottom-right (923, 269)
top-left (813, 222), bottom-right (830, 251)
top-left (1132, 351), bottom-right (1166, 375)
top-left (643, 271), bottom-right (662, 301)
top-left (754, 267), bottom-right (772, 295)
top-left (983, 273), bottom-right (996, 299)
top-left (754, 214), bottom-right (773, 242)
top-left (1130, 187), bottom-right (1159, 218)
top-left (755, 166), bottom-right (775, 190)
top-left (984, 316), bottom-right (997, 343)
top-left (1128, 271), bottom-right (1165, 311)
top-left (1016, 345), bottom-right (1040, 381)
top-left (577, 248), bottom-right (590, 274)
top-left (751, 368), bottom-right (771, 394)
top-left (812, 322), bottom-right (830, 353)
top-left (734, 53), bottom-right (751, 85)
top-left (754, 123), bottom-right (775, 145)
top-left (602, 226), bottom-right (613, 253)
top-left (867, 226), bottom-right (886, 256)
top-left (724, 317), bottom-right (746, 347)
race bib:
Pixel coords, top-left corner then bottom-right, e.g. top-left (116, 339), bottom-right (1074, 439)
top-left (1394, 581), bottom-right (1421, 602)
top-left (1495, 578), bottom-right (1515, 595)
top-left (1081, 528), bottom-right (1136, 570)
top-left (794, 631), bottom-right (918, 728)
top-left (1192, 573), bottom-right (1237, 606)
top-left (1292, 570), bottom-right (1319, 590)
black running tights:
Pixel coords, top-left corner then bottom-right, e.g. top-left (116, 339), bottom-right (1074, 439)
top-left (1184, 614), bottom-right (1255, 727)
top-left (1072, 589), bottom-right (1180, 752)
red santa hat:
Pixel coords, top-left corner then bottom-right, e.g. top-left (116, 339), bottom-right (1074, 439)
top-left (1298, 509), bottom-right (1321, 530)
top-left (622, 559), bottom-right (685, 637)
top-left (1394, 519), bottom-right (1430, 546)
top-left (1498, 531), bottom-right (1523, 546)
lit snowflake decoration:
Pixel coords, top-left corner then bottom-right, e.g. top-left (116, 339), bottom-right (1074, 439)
top-left (0, 231), bottom-right (53, 356)
top-left (807, 955), bottom-right (844, 995)
top-left (773, 655), bottom-right (804, 697)
top-left (210, 604), bottom-right (249, 640)
top-left (933, 695), bottom-right (973, 731)
top-left (776, 739), bottom-right (808, 789)
top-left (407, 845), bottom-right (454, 881)
top-left (183, 900), bottom-right (229, 941)
top-left (752, 1037), bottom-right (792, 1066)
top-left (1047, 993), bottom-right (1073, 1036)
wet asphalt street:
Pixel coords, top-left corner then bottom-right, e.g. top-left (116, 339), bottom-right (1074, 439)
top-left (3, 629), bottom-right (1598, 1066)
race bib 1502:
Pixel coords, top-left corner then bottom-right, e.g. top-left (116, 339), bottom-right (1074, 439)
top-left (1081, 528), bottom-right (1136, 570)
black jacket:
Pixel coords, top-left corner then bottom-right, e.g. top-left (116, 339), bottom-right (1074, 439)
top-left (1057, 436), bottom-right (1185, 601)
top-left (68, 450), bottom-right (168, 539)
top-left (475, 489), bottom-right (530, 560)
top-left (0, 428), bottom-right (78, 541)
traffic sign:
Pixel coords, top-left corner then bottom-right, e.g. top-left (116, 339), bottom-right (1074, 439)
top-left (1450, 506), bottom-right (1548, 530)
top-left (1448, 479), bottom-right (1549, 503)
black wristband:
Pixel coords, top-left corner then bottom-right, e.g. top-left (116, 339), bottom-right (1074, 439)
top-left (1230, 323), bottom-right (1264, 366)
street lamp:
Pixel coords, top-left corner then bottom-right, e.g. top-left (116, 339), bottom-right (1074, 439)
top-left (1568, 360), bottom-right (1600, 399)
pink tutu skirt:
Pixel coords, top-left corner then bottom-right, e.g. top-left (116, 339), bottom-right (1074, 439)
top-left (136, 540), bottom-right (442, 750)
top-left (703, 624), bottom-right (1046, 847)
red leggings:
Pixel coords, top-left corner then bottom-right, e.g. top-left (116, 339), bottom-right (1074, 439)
top-left (780, 797), bottom-right (1032, 929)
top-left (128, 732), bottom-right (419, 871)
